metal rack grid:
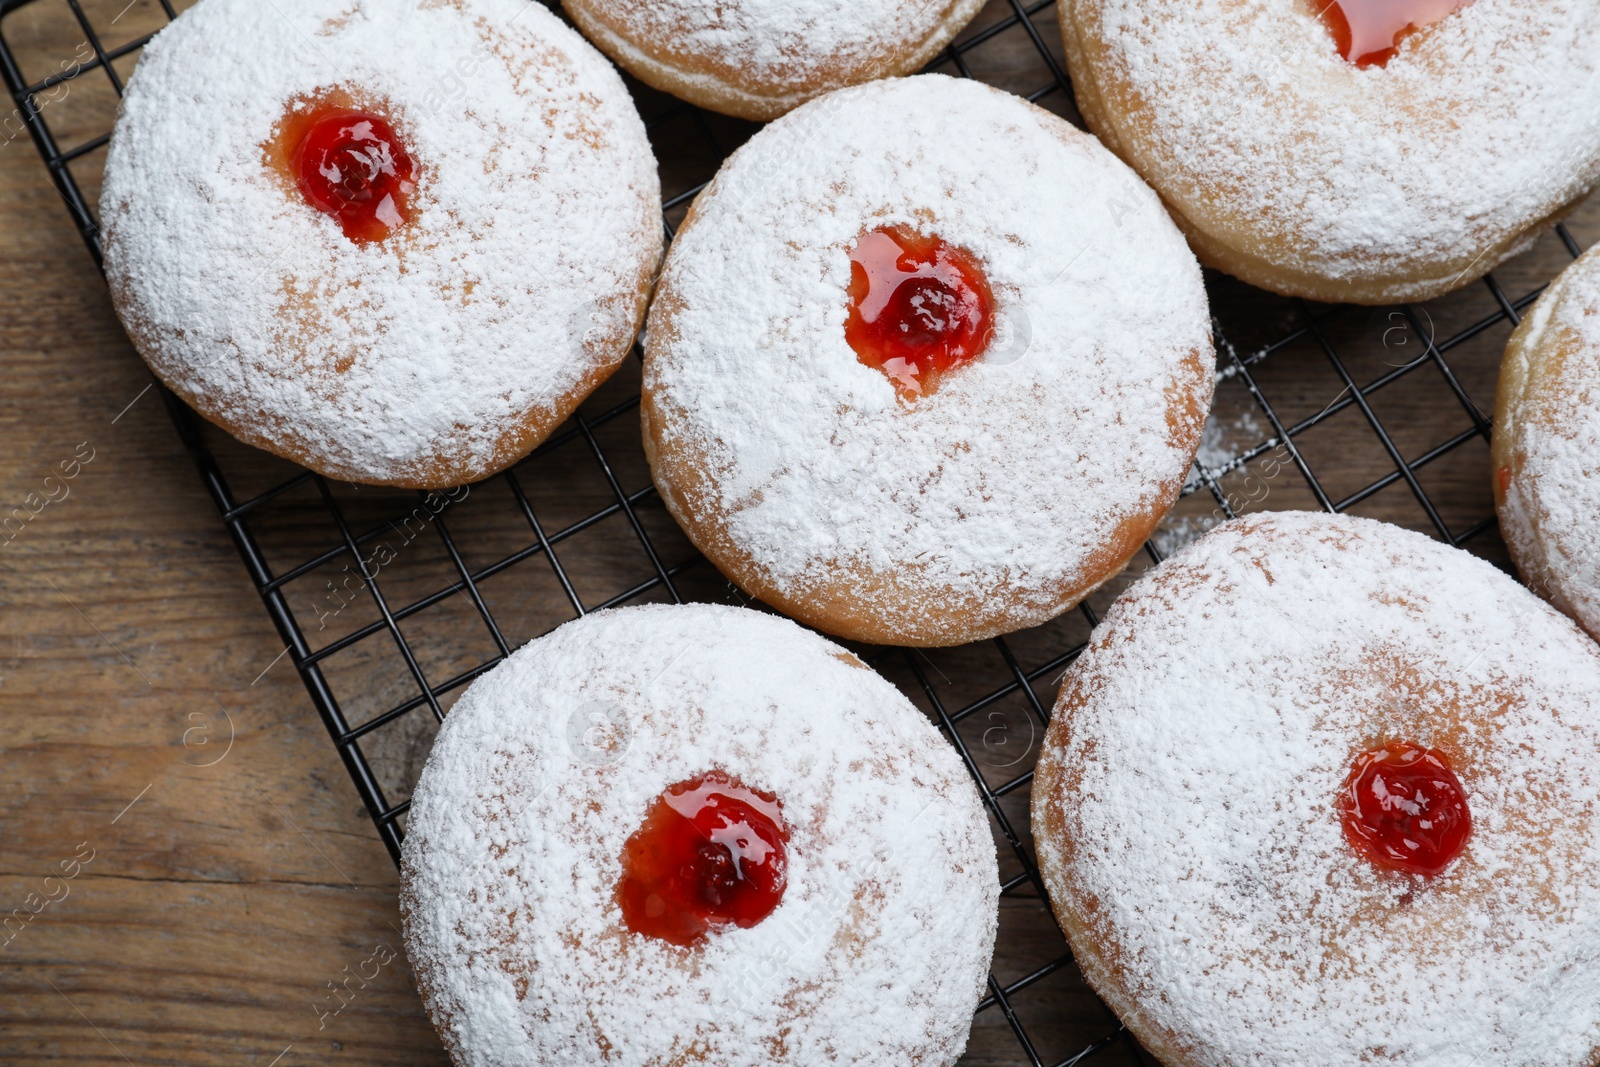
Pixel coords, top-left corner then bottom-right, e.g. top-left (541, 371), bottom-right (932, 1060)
top-left (0, 0), bottom-right (1586, 1063)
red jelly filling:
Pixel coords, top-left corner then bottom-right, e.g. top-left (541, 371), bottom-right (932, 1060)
top-left (1338, 740), bottom-right (1472, 876)
top-left (845, 226), bottom-right (994, 398)
top-left (1497, 465), bottom-right (1513, 494)
top-left (285, 106), bottom-right (417, 243)
top-left (1316, 0), bottom-right (1475, 68)
top-left (617, 771), bottom-right (789, 947)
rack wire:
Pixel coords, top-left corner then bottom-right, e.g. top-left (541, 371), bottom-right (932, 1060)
top-left (0, 0), bottom-right (1587, 1062)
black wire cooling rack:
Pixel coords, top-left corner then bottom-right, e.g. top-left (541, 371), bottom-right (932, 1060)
top-left (1, 0), bottom-right (1589, 1063)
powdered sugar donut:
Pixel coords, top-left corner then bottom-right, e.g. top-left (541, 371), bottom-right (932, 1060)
top-left (1033, 511), bottom-right (1600, 1066)
top-left (1059, 0), bottom-right (1600, 303)
top-left (1494, 244), bottom-right (1600, 642)
top-left (642, 75), bottom-right (1213, 647)
top-left (102, 0), bottom-right (662, 488)
top-left (561, 0), bottom-right (986, 120)
top-left (400, 603), bottom-right (998, 1065)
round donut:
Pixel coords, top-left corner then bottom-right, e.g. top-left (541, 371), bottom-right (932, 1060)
top-left (1495, 243), bottom-right (1600, 643)
top-left (561, 0), bottom-right (986, 121)
top-left (642, 75), bottom-right (1213, 648)
top-left (400, 603), bottom-right (998, 1066)
top-left (101, 0), bottom-right (662, 488)
top-left (1058, 0), bottom-right (1600, 304)
top-left (1032, 511), bottom-right (1600, 1066)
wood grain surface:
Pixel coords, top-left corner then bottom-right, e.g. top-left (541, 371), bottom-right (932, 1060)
top-left (0, 0), bottom-right (1595, 1064)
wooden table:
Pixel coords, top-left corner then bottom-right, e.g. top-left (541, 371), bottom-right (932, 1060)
top-left (0, 0), bottom-right (1595, 1064)
top-left (0, 0), bottom-right (451, 1056)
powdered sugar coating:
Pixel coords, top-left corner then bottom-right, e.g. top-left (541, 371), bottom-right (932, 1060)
top-left (643, 75), bottom-right (1212, 645)
top-left (1062, 0), bottom-right (1600, 300)
top-left (562, 0), bottom-right (985, 119)
top-left (102, 0), bottom-right (661, 486)
top-left (1496, 244), bottom-right (1600, 640)
top-left (572, 0), bottom-right (950, 82)
top-left (1033, 512), bottom-right (1600, 1065)
top-left (401, 604), bottom-right (998, 1066)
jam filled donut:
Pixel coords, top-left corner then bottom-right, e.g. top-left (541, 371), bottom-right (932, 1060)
top-left (1032, 511), bottom-right (1600, 1066)
top-left (642, 75), bottom-right (1213, 647)
top-left (1495, 244), bottom-right (1600, 642)
top-left (101, 0), bottom-right (662, 488)
top-left (1058, 0), bottom-right (1600, 304)
top-left (400, 604), bottom-right (998, 1066)
top-left (561, 0), bottom-right (987, 120)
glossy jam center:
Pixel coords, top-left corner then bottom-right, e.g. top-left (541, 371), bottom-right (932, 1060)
top-left (1316, 0), bottom-right (1475, 68)
top-left (1338, 740), bottom-right (1472, 876)
top-left (845, 226), bottom-right (994, 398)
top-left (285, 107), bottom-right (417, 243)
top-left (617, 771), bottom-right (789, 946)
